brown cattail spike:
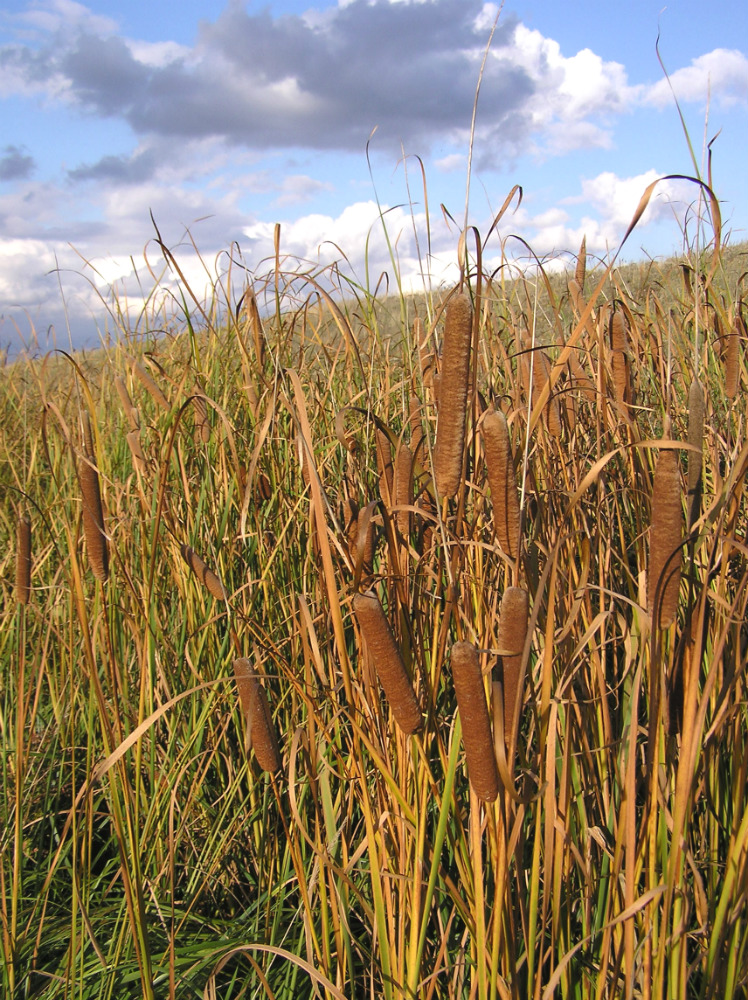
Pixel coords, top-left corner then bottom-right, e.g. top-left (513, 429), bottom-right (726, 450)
top-left (114, 376), bottom-right (140, 431)
top-left (78, 415), bottom-right (109, 582)
top-left (434, 291), bottom-right (472, 497)
top-left (482, 409), bottom-right (520, 560)
top-left (496, 587), bottom-right (529, 751)
top-left (181, 544), bottom-right (227, 601)
top-left (522, 341), bottom-right (562, 437)
top-left (233, 658), bottom-right (282, 772)
top-left (16, 513), bottom-right (31, 604)
top-left (131, 359), bottom-right (170, 411)
top-left (647, 449), bottom-right (683, 629)
top-left (575, 235), bottom-right (587, 290)
top-left (610, 311), bottom-right (633, 417)
top-left (451, 641), bottom-right (499, 802)
top-left (394, 442), bottom-right (414, 539)
top-left (192, 391), bottom-right (211, 445)
top-left (725, 318), bottom-right (741, 399)
top-left (353, 592), bottom-right (422, 734)
top-left (375, 427), bottom-right (394, 507)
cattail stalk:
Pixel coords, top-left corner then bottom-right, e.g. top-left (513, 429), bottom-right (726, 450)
top-left (647, 449), bottom-right (683, 629)
top-left (482, 409), bottom-right (520, 559)
top-left (496, 587), bottom-right (529, 751)
top-left (15, 514), bottom-right (31, 604)
top-left (181, 544), bottom-right (227, 601)
top-left (233, 658), bottom-right (281, 772)
top-left (451, 641), bottom-right (499, 802)
top-left (610, 311), bottom-right (633, 417)
top-left (353, 592), bottom-right (421, 734)
top-left (434, 291), bottom-right (472, 497)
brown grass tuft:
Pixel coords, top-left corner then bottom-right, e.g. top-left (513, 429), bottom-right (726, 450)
top-left (482, 409), bottom-right (520, 560)
top-left (352, 592), bottom-right (422, 734)
top-left (451, 641), bottom-right (499, 802)
top-left (181, 544), bottom-right (227, 601)
top-left (433, 291), bottom-right (472, 497)
top-left (647, 449), bottom-right (683, 629)
top-left (233, 658), bottom-right (282, 772)
top-left (15, 513), bottom-right (31, 604)
top-left (496, 587), bottom-right (529, 751)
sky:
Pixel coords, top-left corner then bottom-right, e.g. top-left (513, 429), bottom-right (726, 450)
top-left (1, 0), bottom-right (746, 355)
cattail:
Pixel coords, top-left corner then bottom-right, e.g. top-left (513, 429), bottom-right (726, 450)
top-left (233, 658), bottom-right (282, 772)
top-left (246, 292), bottom-right (266, 370)
top-left (131, 359), bottom-right (170, 411)
top-left (725, 318), bottom-right (741, 400)
top-left (575, 235), bottom-right (586, 289)
top-left (126, 430), bottom-right (147, 474)
top-left (482, 409), bottom-right (520, 559)
top-left (342, 497), bottom-right (359, 559)
top-left (192, 391), bottom-right (211, 445)
top-left (78, 414), bottom-right (108, 582)
top-left (394, 442), bottom-right (414, 539)
top-left (647, 449), bottom-right (683, 629)
top-left (114, 376), bottom-right (140, 431)
top-left (496, 587), bottom-right (529, 751)
top-left (434, 291), bottom-right (472, 497)
top-left (687, 378), bottom-right (705, 527)
top-left (15, 513), bottom-right (31, 604)
top-left (609, 311), bottom-right (633, 417)
top-left (181, 544), bottom-right (227, 601)
top-left (451, 641), bottom-right (499, 802)
top-left (352, 592), bottom-right (422, 735)
top-left (375, 427), bottom-right (394, 506)
top-left (356, 507), bottom-right (375, 585)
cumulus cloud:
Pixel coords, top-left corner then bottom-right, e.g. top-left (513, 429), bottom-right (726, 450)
top-left (0, 145), bottom-right (34, 180)
top-left (644, 49), bottom-right (748, 109)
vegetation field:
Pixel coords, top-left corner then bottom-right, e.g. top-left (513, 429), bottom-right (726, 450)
top-left (1, 184), bottom-right (747, 998)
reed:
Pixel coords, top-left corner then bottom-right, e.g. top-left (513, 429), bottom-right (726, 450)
top-left (647, 448), bottom-right (683, 629)
top-left (233, 658), bottom-right (282, 772)
top-left (180, 544), bottom-right (227, 601)
top-left (451, 641), bottom-right (499, 802)
top-left (433, 291), bottom-right (472, 497)
top-left (352, 592), bottom-right (421, 734)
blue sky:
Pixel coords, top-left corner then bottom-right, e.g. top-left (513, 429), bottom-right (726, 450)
top-left (1, 0), bottom-right (746, 354)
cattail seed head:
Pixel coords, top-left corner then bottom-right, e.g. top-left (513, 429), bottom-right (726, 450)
top-left (126, 430), bottom-right (147, 474)
top-left (575, 235), bottom-right (587, 290)
top-left (394, 442), bottom-right (414, 539)
top-left (233, 658), bottom-right (282, 772)
top-left (114, 376), bottom-right (139, 431)
top-left (15, 513), bottom-right (31, 604)
top-left (522, 343), bottom-right (562, 437)
top-left (609, 311), bottom-right (633, 416)
top-left (376, 428), bottom-right (394, 507)
top-left (131, 359), bottom-right (170, 411)
top-left (496, 587), bottom-right (529, 751)
top-left (181, 544), bottom-right (227, 601)
top-left (192, 391), bottom-right (211, 445)
top-left (647, 449), bottom-right (683, 629)
top-left (482, 409), bottom-right (520, 559)
top-left (78, 417), bottom-right (108, 582)
top-left (451, 641), bottom-right (499, 802)
top-left (353, 592), bottom-right (422, 734)
top-left (434, 291), bottom-right (472, 497)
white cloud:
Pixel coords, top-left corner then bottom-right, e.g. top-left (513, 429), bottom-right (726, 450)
top-left (644, 49), bottom-right (748, 109)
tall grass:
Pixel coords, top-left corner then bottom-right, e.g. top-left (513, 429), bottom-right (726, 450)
top-left (1, 181), bottom-right (747, 1000)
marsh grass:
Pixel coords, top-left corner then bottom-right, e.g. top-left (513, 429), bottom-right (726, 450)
top-left (1, 181), bottom-right (747, 1000)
